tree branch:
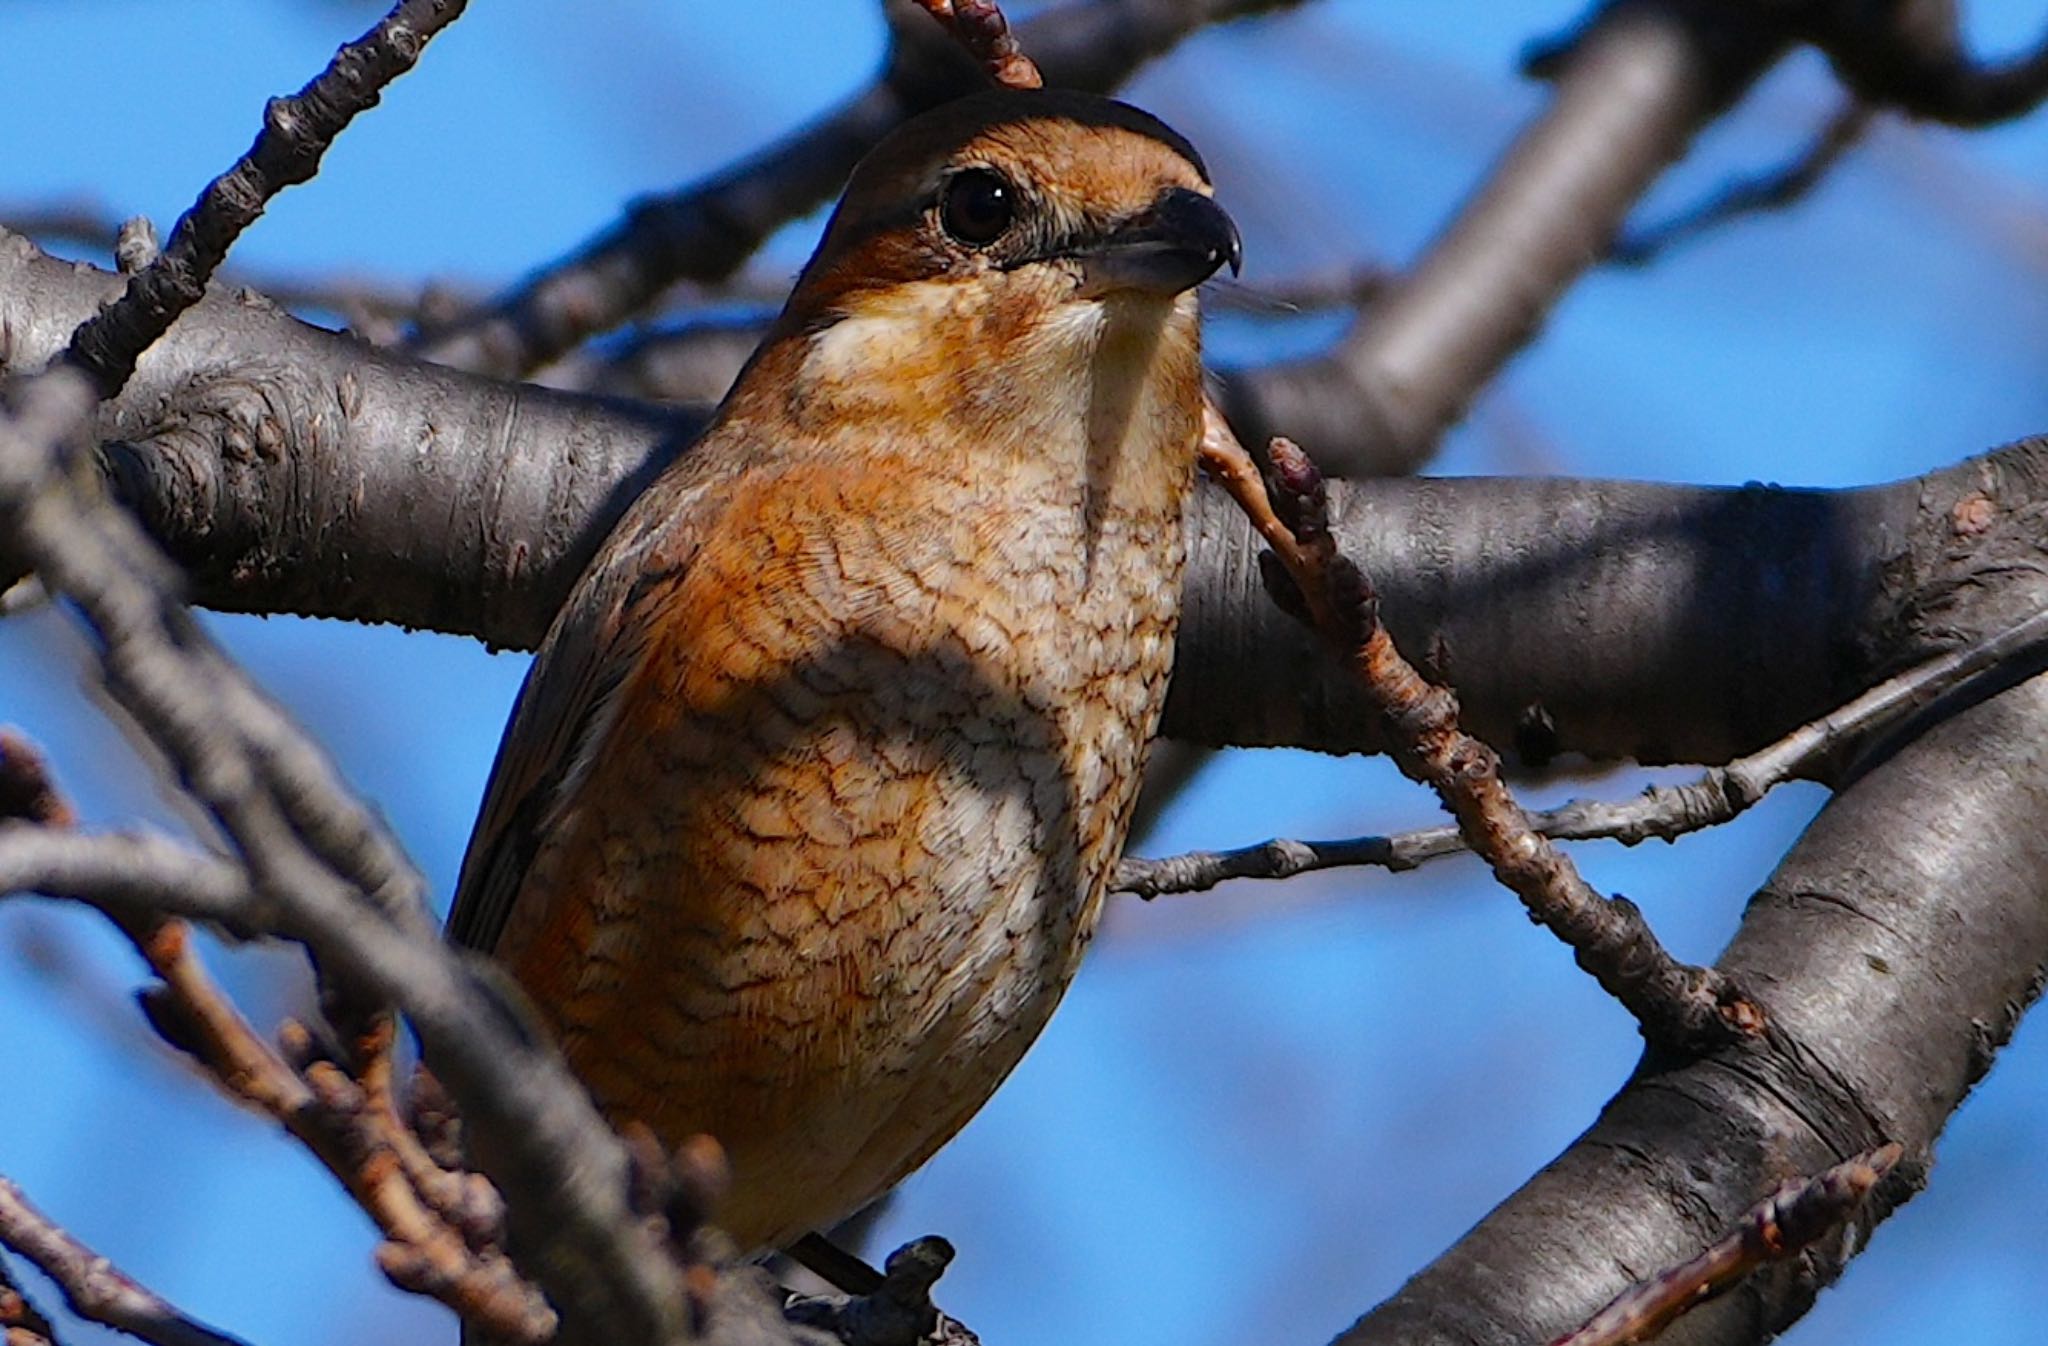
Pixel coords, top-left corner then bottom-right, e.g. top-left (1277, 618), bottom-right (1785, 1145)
top-left (1610, 98), bottom-right (1877, 265)
top-left (1118, 599), bottom-right (2048, 895)
top-left (1200, 414), bottom-right (1755, 1047)
top-left (408, 0), bottom-right (1300, 378)
top-left (1334, 660), bottom-right (2048, 1343)
top-left (61, 0), bottom-right (469, 400)
top-left (1805, 0), bottom-right (2048, 126)
top-left (0, 1179), bottom-right (252, 1346)
top-left (10, 227), bottom-right (2045, 770)
top-left (1548, 1144), bottom-right (1901, 1346)
top-left (1218, 0), bottom-right (1790, 476)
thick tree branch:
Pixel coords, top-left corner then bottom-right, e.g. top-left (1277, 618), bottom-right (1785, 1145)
top-left (1202, 418), bottom-right (1754, 1047)
top-left (9, 230), bottom-right (2043, 770)
top-left (62, 0), bottom-right (469, 400)
top-left (1218, 0), bottom-right (1790, 476)
top-left (1119, 600), bottom-right (2048, 895)
top-left (1549, 1144), bottom-right (1900, 1346)
top-left (1335, 662), bottom-right (2048, 1343)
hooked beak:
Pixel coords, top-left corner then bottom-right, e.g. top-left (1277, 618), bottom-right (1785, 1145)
top-left (1077, 187), bottom-right (1242, 298)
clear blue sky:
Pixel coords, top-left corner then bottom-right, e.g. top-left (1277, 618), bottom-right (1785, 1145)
top-left (3, 3), bottom-right (2047, 1344)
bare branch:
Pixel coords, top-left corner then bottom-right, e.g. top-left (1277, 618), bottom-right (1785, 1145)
top-left (1809, 0), bottom-right (2048, 126)
top-left (1549, 1144), bottom-right (1902, 1346)
top-left (0, 1252), bottom-right (62, 1346)
top-left (408, 0), bottom-right (1303, 378)
top-left (1611, 99), bottom-right (1877, 265)
top-left (911, 0), bottom-right (1042, 89)
top-left (61, 0), bottom-right (469, 400)
top-left (1340, 664), bottom-right (2048, 1343)
top-left (1120, 600), bottom-right (2048, 895)
top-left (1220, 0), bottom-right (1791, 475)
top-left (0, 825), bottom-right (256, 929)
top-left (0, 1178), bottom-right (252, 1346)
top-left (1198, 406), bottom-right (1758, 1050)
top-left (0, 361), bottom-right (691, 1341)
top-left (130, 922), bottom-right (556, 1342)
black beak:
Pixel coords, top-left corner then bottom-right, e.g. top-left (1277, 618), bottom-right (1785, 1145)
top-left (1079, 186), bottom-right (1242, 297)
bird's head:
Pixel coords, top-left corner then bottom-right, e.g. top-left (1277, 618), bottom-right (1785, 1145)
top-left (731, 89), bottom-right (1237, 449)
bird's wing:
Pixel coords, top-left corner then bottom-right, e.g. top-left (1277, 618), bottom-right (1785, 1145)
top-left (444, 468), bottom-right (715, 955)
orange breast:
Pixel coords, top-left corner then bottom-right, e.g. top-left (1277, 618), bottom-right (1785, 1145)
top-left (497, 452), bottom-right (1183, 1247)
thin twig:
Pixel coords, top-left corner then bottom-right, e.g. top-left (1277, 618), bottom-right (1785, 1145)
top-left (911, 0), bottom-right (1042, 88)
top-left (0, 364), bottom-right (682, 1342)
top-left (0, 1179), bottom-right (252, 1346)
top-left (1118, 602), bottom-right (2048, 896)
top-left (409, 0), bottom-right (1297, 377)
top-left (1611, 100), bottom-right (1876, 265)
top-left (129, 920), bottom-right (556, 1343)
top-left (1196, 403), bottom-right (1759, 1050)
top-left (1548, 1144), bottom-right (1902, 1346)
top-left (61, 0), bottom-right (469, 399)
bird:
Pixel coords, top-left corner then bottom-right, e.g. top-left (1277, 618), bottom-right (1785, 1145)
top-left (446, 86), bottom-right (1240, 1252)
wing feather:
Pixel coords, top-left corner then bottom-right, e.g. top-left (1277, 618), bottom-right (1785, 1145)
top-left (445, 470), bottom-right (715, 953)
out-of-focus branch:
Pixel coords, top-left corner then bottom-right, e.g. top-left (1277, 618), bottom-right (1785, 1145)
top-left (129, 921), bottom-right (555, 1342)
top-left (538, 315), bottom-right (770, 405)
top-left (62, 0), bottom-right (469, 399)
top-left (1, 198), bottom-right (469, 342)
top-left (408, 0), bottom-right (1302, 378)
top-left (1611, 99), bottom-right (1877, 265)
top-left (1199, 408), bottom-right (1755, 1048)
top-left (1219, 0), bottom-right (1790, 476)
top-left (0, 347), bottom-right (694, 1342)
top-left (911, 0), bottom-right (1042, 89)
top-left (1118, 599), bottom-right (2048, 896)
top-left (0, 1178), bottom-right (252, 1346)
top-left (0, 1255), bottom-right (60, 1346)
top-left (1547, 1145), bottom-right (1901, 1346)
top-left (1221, 0), bottom-right (2048, 476)
top-left (0, 361), bottom-right (964, 1346)
top-left (1805, 0), bottom-right (2048, 126)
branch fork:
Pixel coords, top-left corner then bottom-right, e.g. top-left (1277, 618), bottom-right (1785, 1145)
top-left (1198, 401), bottom-right (1763, 1052)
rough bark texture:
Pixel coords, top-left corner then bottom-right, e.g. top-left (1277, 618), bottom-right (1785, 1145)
top-left (7, 233), bottom-right (2045, 771)
top-left (1171, 446), bottom-right (2048, 765)
top-left (1341, 661), bottom-right (2048, 1344)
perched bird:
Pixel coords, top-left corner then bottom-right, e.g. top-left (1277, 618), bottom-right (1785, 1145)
top-left (448, 87), bottom-right (1239, 1250)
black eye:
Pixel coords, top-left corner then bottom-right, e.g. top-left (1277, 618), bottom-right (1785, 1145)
top-left (940, 168), bottom-right (1016, 246)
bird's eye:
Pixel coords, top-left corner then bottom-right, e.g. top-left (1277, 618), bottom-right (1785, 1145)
top-left (939, 168), bottom-right (1016, 246)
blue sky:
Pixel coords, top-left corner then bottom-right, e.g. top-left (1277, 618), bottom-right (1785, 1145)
top-left (3, 3), bottom-right (2048, 1344)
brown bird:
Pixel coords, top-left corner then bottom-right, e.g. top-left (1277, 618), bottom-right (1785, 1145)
top-left (448, 87), bottom-right (1238, 1250)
